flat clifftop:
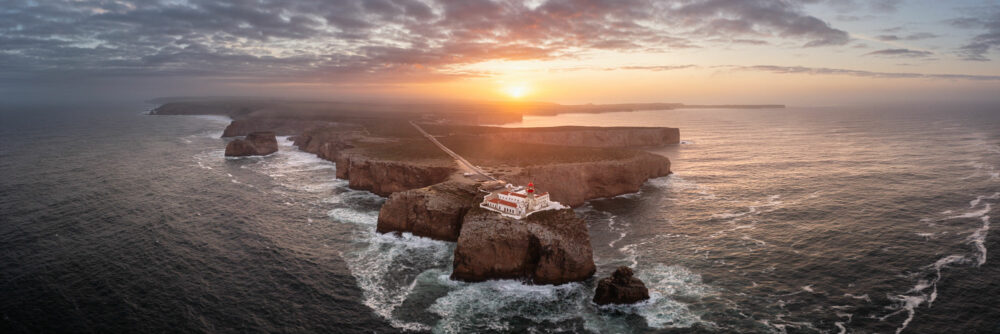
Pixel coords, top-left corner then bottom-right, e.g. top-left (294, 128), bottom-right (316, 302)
top-left (483, 127), bottom-right (679, 147)
top-left (491, 152), bottom-right (671, 207)
top-left (424, 125), bottom-right (680, 147)
top-left (291, 124), bottom-right (671, 200)
top-left (451, 207), bottom-right (596, 285)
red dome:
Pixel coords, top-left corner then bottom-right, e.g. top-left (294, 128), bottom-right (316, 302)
top-left (528, 182), bottom-right (534, 187)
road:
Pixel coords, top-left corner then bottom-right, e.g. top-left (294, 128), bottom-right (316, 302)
top-left (410, 121), bottom-right (498, 182)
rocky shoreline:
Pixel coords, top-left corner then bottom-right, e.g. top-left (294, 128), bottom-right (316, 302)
top-left (153, 100), bottom-right (677, 285)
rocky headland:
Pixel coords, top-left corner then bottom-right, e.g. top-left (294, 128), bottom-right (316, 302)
top-left (451, 207), bottom-right (596, 285)
top-left (376, 178), bottom-right (480, 241)
top-left (154, 99), bottom-right (679, 285)
top-left (225, 131), bottom-right (278, 157)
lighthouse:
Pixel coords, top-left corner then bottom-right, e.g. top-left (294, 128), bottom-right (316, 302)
top-left (480, 181), bottom-right (559, 219)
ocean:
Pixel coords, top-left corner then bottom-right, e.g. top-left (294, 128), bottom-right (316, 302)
top-left (1, 103), bottom-right (998, 333)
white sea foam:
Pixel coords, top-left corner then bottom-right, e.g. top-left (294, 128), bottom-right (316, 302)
top-left (946, 203), bottom-right (991, 220)
top-left (190, 114), bottom-right (232, 125)
top-left (342, 227), bottom-right (452, 332)
top-left (632, 264), bottom-right (712, 329)
top-left (968, 215), bottom-right (990, 267)
top-left (844, 293), bottom-right (871, 302)
top-left (327, 207), bottom-right (378, 225)
top-left (606, 215), bottom-right (631, 248)
top-left (970, 192), bottom-right (1000, 208)
top-left (428, 280), bottom-right (586, 333)
top-left (834, 321), bottom-right (847, 334)
top-left (882, 294), bottom-right (926, 334)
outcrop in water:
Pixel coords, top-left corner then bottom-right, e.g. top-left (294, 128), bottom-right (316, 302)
top-left (593, 266), bottom-right (650, 305)
top-left (451, 207), bottom-right (596, 285)
top-left (225, 131), bottom-right (278, 157)
top-left (376, 179), bottom-right (480, 241)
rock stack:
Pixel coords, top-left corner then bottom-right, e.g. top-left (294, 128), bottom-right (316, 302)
top-left (225, 131), bottom-right (279, 157)
top-left (593, 266), bottom-right (650, 305)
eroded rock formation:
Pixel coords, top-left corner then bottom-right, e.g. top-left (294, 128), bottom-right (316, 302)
top-left (224, 131), bottom-right (278, 157)
top-left (451, 207), bottom-right (596, 285)
top-left (593, 266), bottom-right (650, 305)
top-left (376, 179), bottom-right (480, 241)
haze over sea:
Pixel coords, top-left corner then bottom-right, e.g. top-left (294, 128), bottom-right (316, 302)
top-left (2, 103), bottom-right (998, 333)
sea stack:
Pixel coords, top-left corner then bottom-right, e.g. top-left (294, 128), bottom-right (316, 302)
top-left (593, 266), bottom-right (650, 305)
top-left (451, 207), bottom-right (596, 285)
top-left (225, 131), bottom-right (279, 157)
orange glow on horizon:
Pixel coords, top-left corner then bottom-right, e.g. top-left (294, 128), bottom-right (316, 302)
top-left (502, 83), bottom-right (531, 99)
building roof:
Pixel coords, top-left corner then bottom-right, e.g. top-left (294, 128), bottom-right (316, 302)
top-left (488, 197), bottom-right (518, 208)
top-left (500, 191), bottom-right (527, 198)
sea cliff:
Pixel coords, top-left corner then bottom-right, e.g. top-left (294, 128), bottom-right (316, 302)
top-left (451, 208), bottom-right (597, 285)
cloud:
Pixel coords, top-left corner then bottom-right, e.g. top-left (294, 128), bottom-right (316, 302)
top-left (864, 48), bottom-right (934, 58)
top-left (876, 32), bottom-right (940, 41)
top-left (739, 65), bottom-right (1000, 80)
top-left (816, 0), bottom-right (902, 13)
top-left (948, 7), bottom-right (1000, 61)
top-left (0, 0), bottom-right (852, 85)
top-left (672, 0), bottom-right (850, 47)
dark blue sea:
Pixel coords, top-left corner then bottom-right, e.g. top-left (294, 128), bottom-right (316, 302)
top-left (2, 103), bottom-right (998, 333)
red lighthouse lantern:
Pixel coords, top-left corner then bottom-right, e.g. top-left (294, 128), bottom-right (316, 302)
top-left (527, 182), bottom-right (535, 193)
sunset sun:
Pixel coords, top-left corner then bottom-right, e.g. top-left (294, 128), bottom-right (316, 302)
top-left (503, 84), bottom-right (530, 99)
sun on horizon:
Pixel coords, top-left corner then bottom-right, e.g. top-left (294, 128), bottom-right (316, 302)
top-left (503, 83), bottom-right (531, 99)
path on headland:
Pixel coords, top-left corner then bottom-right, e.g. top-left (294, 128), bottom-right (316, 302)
top-left (410, 121), bottom-right (498, 182)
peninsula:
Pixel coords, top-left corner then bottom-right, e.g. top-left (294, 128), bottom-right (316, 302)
top-left (153, 98), bottom-right (679, 285)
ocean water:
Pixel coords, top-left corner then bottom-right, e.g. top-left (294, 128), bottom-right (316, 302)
top-left (2, 103), bottom-right (998, 333)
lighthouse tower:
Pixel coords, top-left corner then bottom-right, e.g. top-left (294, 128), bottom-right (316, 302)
top-left (526, 182), bottom-right (536, 210)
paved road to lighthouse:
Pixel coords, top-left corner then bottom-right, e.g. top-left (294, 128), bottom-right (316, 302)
top-left (409, 121), bottom-right (498, 181)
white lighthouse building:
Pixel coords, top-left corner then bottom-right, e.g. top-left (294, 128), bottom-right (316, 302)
top-left (480, 182), bottom-right (562, 219)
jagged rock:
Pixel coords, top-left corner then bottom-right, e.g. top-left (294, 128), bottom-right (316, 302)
top-left (593, 266), bottom-right (650, 305)
top-left (376, 179), bottom-right (480, 241)
top-left (224, 131), bottom-right (278, 157)
top-left (451, 207), bottom-right (596, 285)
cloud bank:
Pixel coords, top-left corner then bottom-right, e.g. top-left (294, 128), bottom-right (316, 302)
top-left (1, 0), bottom-right (851, 84)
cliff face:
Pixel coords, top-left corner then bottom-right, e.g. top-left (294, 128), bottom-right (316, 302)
top-left (336, 154), bottom-right (455, 196)
top-left (497, 152), bottom-right (671, 207)
top-left (376, 179), bottom-right (480, 241)
top-left (451, 208), bottom-right (596, 285)
top-left (482, 127), bottom-right (679, 148)
top-left (293, 129), bottom-right (456, 196)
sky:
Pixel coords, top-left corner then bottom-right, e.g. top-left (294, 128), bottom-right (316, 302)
top-left (2, 0), bottom-right (999, 105)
